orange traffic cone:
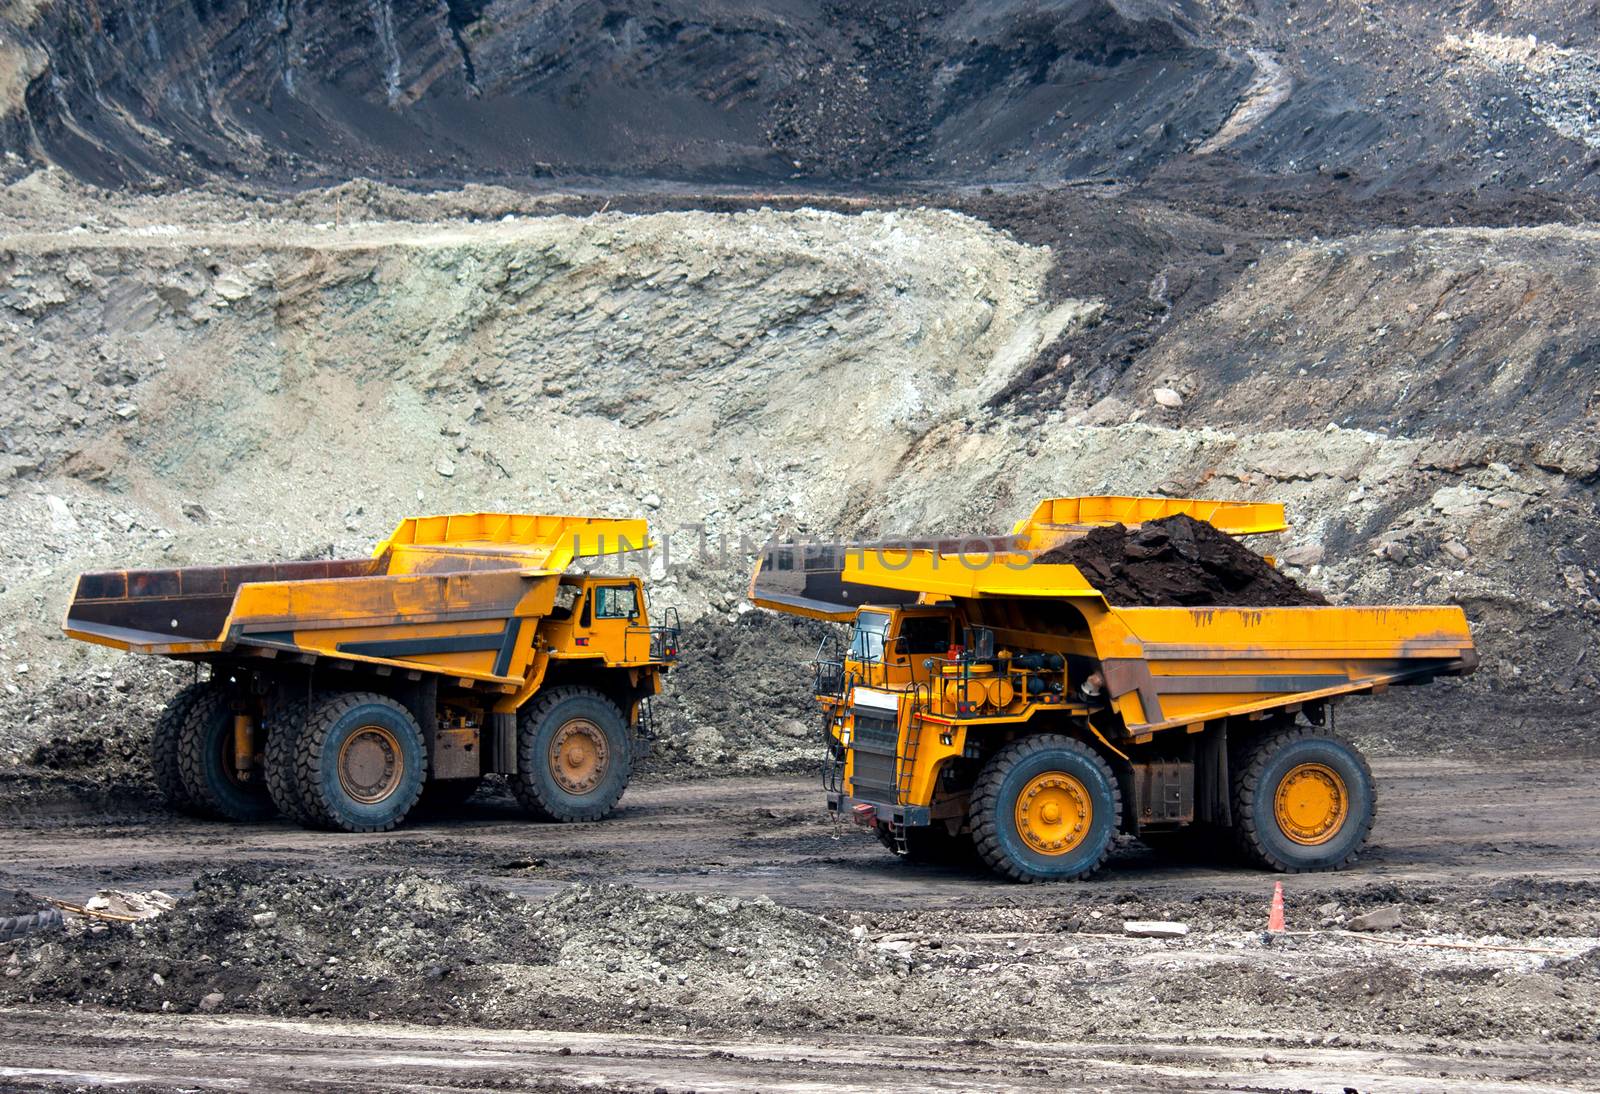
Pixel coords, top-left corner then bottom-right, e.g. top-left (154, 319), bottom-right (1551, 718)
top-left (1267, 881), bottom-right (1286, 933)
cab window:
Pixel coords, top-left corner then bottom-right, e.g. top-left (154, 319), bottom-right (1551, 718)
top-left (849, 611), bottom-right (890, 661)
top-left (898, 614), bottom-right (951, 655)
top-left (549, 583), bottom-right (581, 621)
top-left (595, 585), bottom-right (638, 620)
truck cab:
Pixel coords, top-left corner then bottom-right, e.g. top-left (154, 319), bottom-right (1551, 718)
top-left (820, 603), bottom-right (1088, 844)
top-left (543, 575), bottom-right (676, 666)
top-left (834, 605), bottom-right (954, 692)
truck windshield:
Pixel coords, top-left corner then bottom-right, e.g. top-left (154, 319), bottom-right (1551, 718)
top-left (849, 611), bottom-right (891, 662)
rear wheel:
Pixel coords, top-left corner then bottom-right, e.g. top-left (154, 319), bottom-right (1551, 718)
top-left (151, 681), bottom-right (208, 813)
top-left (970, 734), bottom-right (1121, 882)
top-left (1234, 727), bottom-right (1375, 872)
top-left (264, 694), bottom-right (318, 827)
top-left (510, 687), bottom-right (631, 822)
top-left (293, 692), bottom-right (426, 833)
top-left (175, 684), bottom-right (275, 822)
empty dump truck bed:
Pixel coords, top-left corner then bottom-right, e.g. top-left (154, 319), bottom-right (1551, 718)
top-left (752, 495), bottom-right (1476, 882)
top-left (64, 512), bottom-right (678, 834)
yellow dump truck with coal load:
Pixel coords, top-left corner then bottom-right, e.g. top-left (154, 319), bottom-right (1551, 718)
top-left (752, 496), bottom-right (1477, 882)
top-left (64, 513), bottom-right (678, 833)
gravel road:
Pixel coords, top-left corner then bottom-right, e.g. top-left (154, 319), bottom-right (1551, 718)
top-left (2, 758), bottom-right (1597, 1091)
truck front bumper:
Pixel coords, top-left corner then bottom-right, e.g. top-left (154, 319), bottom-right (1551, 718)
top-left (826, 791), bottom-right (931, 828)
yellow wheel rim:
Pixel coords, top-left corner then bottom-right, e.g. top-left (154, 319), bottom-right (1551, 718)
top-left (337, 724), bottom-right (404, 805)
top-left (549, 718), bottom-right (608, 795)
top-left (1274, 762), bottom-right (1349, 845)
top-left (1014, 772), bottom-right (1092, 856)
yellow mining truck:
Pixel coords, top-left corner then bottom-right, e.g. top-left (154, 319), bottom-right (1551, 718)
top-left (752, 496), bottom-right (1477, 882)
top-left (63, 513), bottom-right (678, 833)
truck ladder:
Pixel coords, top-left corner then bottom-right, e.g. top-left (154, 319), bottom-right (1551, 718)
top-left (890, 682), bottom-right (933, 854)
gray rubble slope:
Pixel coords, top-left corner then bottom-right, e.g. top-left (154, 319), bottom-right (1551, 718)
top-left (0, 195), bottom-right (1595, 781)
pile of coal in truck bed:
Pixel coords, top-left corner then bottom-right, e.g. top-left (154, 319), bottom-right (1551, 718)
top-left (1036, 513), bottom-right (1328, 608)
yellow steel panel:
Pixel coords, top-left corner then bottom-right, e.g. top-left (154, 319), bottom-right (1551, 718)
top-left (844, 549), bottom-right (1104, 599)
top-left (1012, 496), bottom-right (1288, 546)
top-left (265, 626), bottom-right (516, 683)
top-left (757, 496), bottom-right (1286, 615)
top-left (1085, 603), bottom-right (1474, 660)
top-left (747, 592), bottom-right (859, 622)
top-left (375, 512), bottom-right (651, 575)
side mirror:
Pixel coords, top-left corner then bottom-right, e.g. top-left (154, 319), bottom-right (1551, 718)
top-left (969, 626), bottom-right (996, 661)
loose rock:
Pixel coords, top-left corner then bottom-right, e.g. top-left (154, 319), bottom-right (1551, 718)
top-left (1348, 906), bottom-right (1404, 932)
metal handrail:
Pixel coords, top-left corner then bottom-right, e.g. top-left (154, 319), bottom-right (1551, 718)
top-left (624, 605), bottom-right (682, 663)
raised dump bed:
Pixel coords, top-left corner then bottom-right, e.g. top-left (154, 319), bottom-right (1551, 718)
top-left (64, 512), bottom-right (678, 834)
top-left (753, 495), bottom-right (1476, 883)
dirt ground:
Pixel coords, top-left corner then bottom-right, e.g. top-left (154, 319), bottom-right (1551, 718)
top-left (2, 755), bottom-right (1597, 1091)
top-left (0, 1010), bottom-right (1589, 1093)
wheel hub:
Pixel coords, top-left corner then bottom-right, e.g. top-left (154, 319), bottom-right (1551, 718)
top-left (337, 725), bottom-right (403, 805)
top-left (1015, 772), bottom-right (1091, 855)
top-left (549, 718), bottom-right (608, 795)
top-left (1274, 762), bottom-right (1349, 845)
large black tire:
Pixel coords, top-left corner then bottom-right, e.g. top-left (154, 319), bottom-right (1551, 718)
top-left (151, 681), bottom-right (208, 813)
top-left (876, 823), bottom-right (979, 867)
top-left (175, 684), bottom-right (275, 822)
top-left (292, 692), bottom-right (426, 834)
top-left (510, 687), bottom-right (631, 822)
top-left (1233, 727), bottom-right (1375, 873)
top-left (264, 694), bottom-right (319, 827)
top-left (970, 734), bottom-right (1121, 883)
top-left (0, 907), bottom-right (64, 943)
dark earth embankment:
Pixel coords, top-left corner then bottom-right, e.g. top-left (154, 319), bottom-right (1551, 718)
top-left (5, 1), bottom-right (1600, 196)
top-left (1037, 512), bottom-right (1327, 607)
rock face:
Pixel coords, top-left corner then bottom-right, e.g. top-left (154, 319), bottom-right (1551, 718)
top-left (0, 0), bottom-right (1246, 187)
top-left (1, 194), bottom-right (1596, 776)
top-left (1123, 228), bottom-right (1600, 464)
top-left (2, 1), bottom-right (1598, 192)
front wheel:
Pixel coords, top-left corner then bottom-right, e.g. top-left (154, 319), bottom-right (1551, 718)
top-left (1233, 727), bottom-right (1375, 872)
top-left (510, 687), bottom-right (632, 822)
top-left (969, 734), bottom-right (1121, 882)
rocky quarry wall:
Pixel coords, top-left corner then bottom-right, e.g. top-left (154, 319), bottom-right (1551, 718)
top-left (1, 202), bottom-right (1596, 783)
top-left (6, 0), bottom-right (1600, 195)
